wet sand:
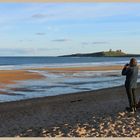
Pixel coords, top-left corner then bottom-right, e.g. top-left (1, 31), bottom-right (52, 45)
top-left (0, 84), bottom-right (139, 137)
top-left (0, 70), bottom-right (45, 89)
top-left (31, 65), bottom-right (140, 72)
top-left (30, 65), bottom-right (124, 72)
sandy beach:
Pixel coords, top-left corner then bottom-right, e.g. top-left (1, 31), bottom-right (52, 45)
top-left (0, 65), bottom-right (139, 137)
top-left (0, 85), bottom-right (139, 137)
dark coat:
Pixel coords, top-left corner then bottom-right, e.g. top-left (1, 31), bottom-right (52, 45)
top-left (122, 65), bottom-right (139, 89)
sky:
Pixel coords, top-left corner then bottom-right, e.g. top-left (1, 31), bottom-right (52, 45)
top-left (0, 3), bottom-right (140, 56)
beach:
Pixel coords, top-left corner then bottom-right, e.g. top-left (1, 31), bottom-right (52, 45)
top-left (0, 84), bottom-right (140, 137)
top-left (0, 65), bottom-right (139, 137)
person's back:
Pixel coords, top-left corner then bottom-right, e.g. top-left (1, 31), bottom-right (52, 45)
top-left (122, 65), bottom-right (138, 89)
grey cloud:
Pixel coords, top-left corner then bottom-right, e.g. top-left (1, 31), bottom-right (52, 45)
top-left (39, 48), bottom-right (60, 51)
top-left (19, 40), bottom-right (32, 42)
top-left (92, 41), bottom-right (109, 44)
top-left (36, 33), bottom-right (46, 36)
top-left (82, 41), bottom-right (109, 45)
top-left (32, 14), bottom-right (53, 19)
top-left (81, 42), bottom-right (89, 45)
top-left (52, 39), bottom-right (71, 42)
top-left (0, 48), bottom-right (30, 55)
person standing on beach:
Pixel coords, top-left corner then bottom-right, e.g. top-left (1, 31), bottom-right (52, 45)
top-left (122, 58), bottom-right (139, 112)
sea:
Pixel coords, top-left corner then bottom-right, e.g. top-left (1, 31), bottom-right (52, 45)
top-left (0, 56), bottom-right (140, 102)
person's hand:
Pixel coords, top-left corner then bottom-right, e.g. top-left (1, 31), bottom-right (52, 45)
top-left (124, 64), bottom-right (129, 69)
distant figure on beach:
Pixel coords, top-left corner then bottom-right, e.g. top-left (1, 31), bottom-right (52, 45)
top-left (122, 58), bottom-right (139, 112)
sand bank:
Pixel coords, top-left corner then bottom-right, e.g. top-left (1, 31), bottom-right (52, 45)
top-left (0, 70), bottom-right (44, 89)
top-left (0, 84), bottom-right (139, 137)
top-left (31, 65), bottom-right (124, 72)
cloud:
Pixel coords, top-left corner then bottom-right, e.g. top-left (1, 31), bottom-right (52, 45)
top-left (92, 41), bottom-right (109, 44)
top-left (19, 40), bottom-right (32, 42)
top-left (0, 47), bottom-right (60, 56)
top-left (28, 3), bottom-right (140, 22)
top-left (31, 14), bottom-right (53, 19)
top-left (82, 41), bottom-right (109, 45)
top-left (52, 39), bottom-right (71, 42)
top-left (0, 48), bottom-right (30, 56)
top-left (35, 33), bottom-right (46, 35)
top-left (81, 42), bottom-right (89, 45)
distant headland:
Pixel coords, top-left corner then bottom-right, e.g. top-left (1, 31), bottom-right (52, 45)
top-left (59, 49), bottom-right (140, 57)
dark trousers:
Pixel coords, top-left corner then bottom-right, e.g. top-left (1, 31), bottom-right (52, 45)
top-left (126, 88), bottom-right (137, 109)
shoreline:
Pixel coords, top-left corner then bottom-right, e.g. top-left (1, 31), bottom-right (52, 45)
top-left (0, 65), bottom-right (124, 91)
top-left (0, 84), bottom-right (125, 104)
top-left (0, 83), bottom-right (140, 108)
top-left (0, 84), bottom-right (139, 136)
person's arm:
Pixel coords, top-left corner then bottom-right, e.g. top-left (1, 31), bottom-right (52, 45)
top-left (122, 64), bottom-right (130, 75)
top-left (122, 67), bottom-right (128, 75)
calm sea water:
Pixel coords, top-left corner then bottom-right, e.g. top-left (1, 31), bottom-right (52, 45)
top-left (0, 56), bottom-right (140, 102)
top-left (0, 56), bottom-right (140, 67)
